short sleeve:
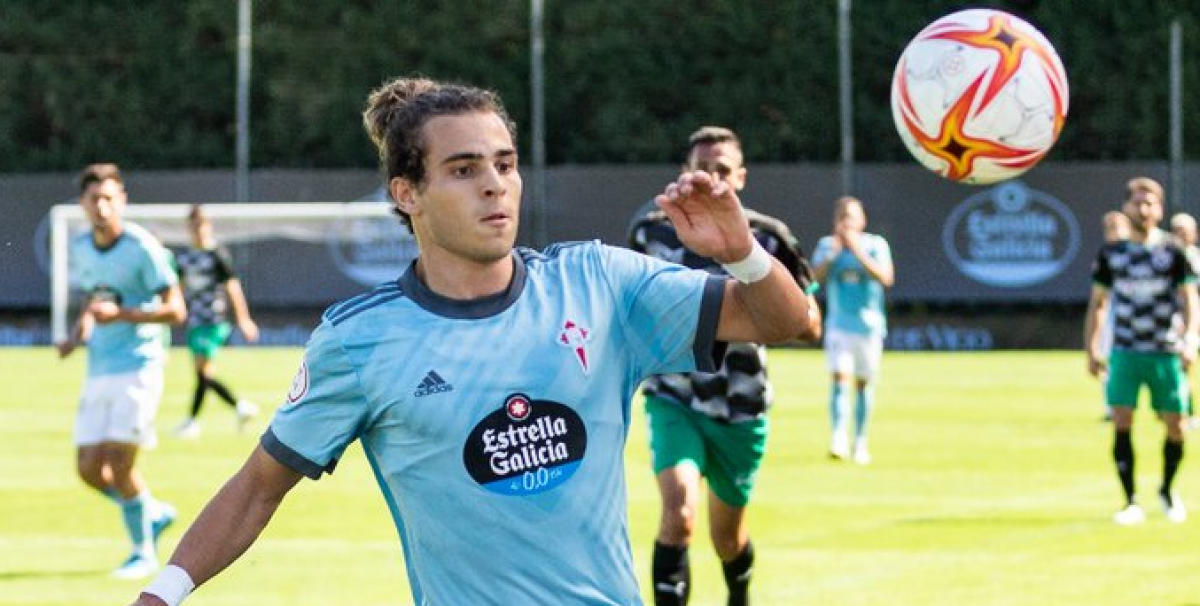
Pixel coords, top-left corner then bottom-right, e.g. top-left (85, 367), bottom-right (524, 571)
top-left (601, 245), bottom-right (724, 376)
top-left (214, 247), bottom-right (236, 282)
top-left (262, 321), bottom-right (371, 480)
top-left (142, 241), bottom-right (179, 293)
top-left (1171, 246), bottom-right (1195, 286)
top-left (1091, 245), bottom-right (1113, 288)
top-left (870, 235), bottom-right (893, 266)
top-left (812, 236), bottom-right (835, 267)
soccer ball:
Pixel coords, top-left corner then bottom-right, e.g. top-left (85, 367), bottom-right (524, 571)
top-left (890, 9), bottom-right (1069, 185)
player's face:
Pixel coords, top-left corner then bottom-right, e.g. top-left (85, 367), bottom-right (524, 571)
top-left (397, 111), bottom-right (521, 264)
top-left (687, 142), bottom-right (746, 191)
top-left (835, 202), bottom-right (866, 234)
top-left (1123, 190), bottom-right (1162, 233)
top-left (1172, 223), bottom-right (1196, 246)
top-left (1103, 215), bottom-right (1130, 243)
top-left (188, 215), bottom-right (213, 245)
top-left (79, 178), bottom-right (126, 232)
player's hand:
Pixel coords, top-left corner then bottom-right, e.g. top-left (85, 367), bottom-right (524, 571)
top-left (87, 299), bottom-right (122, 323)
top-left (1086, 352), bottom-right (1106, 378)
top-left (1182, 348), bottom-right (1196, 371)
top-left (239, 318), bottom-right (260, 343)
top-left (55, 340), bottom-right (78, 359)
top-left (840, 229), bottom-right (862, 253)
top-left (654, 170), bottom-right (753, 263)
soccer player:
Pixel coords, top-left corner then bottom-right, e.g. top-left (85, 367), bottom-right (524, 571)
top-left (56, 163), bottom-right (186, 579)
top-left (629, 126), bottom-right (821, 606)
top-left (1170, 211), bottom-right (1200, 428)
top-left (173, 204), bottom-right (259, 438)
top-left (1084, 177), bottom-right (1197, 525)
top-left (129, 77), bottom-right (815, 606)
top-left (812, 196), bottom-right (894, 464)
top-left (1169, 212), bottom-right (1200, 272)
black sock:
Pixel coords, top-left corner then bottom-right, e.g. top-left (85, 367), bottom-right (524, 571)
top-left (722, 541), bottom-right (754, 606)
top-left (207, 377), bottom-right (239, 407)
top-left (652, 541), bottom-right (690, 606)
top-left (190, 374), bottom-right (209, 418)
top-left (1162, 438), bottom-right (1184, 498)
top-left (1113, 430), bottom-right (1135, 504)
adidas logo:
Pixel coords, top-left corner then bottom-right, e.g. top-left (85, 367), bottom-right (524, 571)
top-left (414, 370), bottom-right (453, 397)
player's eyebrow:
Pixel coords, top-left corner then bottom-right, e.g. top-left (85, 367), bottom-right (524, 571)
top-left (440, 148), bottom-right (517, 165)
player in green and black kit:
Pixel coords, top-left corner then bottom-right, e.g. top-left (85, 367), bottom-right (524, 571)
top-left (1085, 177), bottom-right (1199, 525)
top-left (173, 205), bottom-right (259, 438)
top-left (630, 127), bottom-right (822, 606)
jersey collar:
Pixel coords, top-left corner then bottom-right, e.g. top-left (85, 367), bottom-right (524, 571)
top-left (398, 251), bottom-right (527, 319)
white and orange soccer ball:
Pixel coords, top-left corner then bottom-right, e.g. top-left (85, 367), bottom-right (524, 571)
top-left (890, 9), bottom-right (1069, 185)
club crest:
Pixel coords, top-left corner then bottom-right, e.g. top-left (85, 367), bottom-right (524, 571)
top-left (558, 320), bottom-right (592, 374)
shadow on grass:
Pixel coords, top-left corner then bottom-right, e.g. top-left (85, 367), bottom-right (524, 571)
top-left (0, 568), bottom-right (106, 580)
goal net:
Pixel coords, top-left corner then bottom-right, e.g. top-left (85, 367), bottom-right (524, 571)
top-left (48, 202), bottom-right (416, 343)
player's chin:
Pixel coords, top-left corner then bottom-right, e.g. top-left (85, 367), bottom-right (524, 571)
top-left (473, 231), bottom-right (518, 259)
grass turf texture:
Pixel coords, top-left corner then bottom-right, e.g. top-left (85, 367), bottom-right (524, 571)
top-left (2, 348), bottom-right (1197, 605)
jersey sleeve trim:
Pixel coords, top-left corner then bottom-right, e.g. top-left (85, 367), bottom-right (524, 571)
top-left (260, 427), bottom-right (335, 480)
top-left (693, 275), bottom-right (726, 373)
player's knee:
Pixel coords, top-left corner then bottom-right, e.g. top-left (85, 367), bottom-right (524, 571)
top-left (662, 504), bottom-right (697, 539)
top-left (75, 455), bottom-right (105, 488)
top-left (712, 534), bottom-right (744, 561)
top-left (102, 447), bottom-right (137, 477)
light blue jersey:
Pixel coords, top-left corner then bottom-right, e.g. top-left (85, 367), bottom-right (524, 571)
top-left (813, 233), bottom-right (892, 337)
top-left (264, 241), bottom-right (724, 605)
top-left (71, 222), bottom-right (177, 376)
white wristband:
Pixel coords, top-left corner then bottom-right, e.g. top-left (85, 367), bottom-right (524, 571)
top-left (143, 565), bottom-right (195, 606)
top-left (1184, 334), bottom-right (1200, 355)
top-left (721, 240), bottom-right (773, 284)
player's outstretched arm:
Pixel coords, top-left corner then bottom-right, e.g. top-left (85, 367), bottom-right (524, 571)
top-left (130, 445), bottom-right (303, 606)
top-left (655, 170), bottom-right (813, 344)
top-left (1082, 285), bottom-right (1108, 378)
top-left (55, 307), bottom-right (94, 359)
top-left (224, 278), bottom-right (259, 342)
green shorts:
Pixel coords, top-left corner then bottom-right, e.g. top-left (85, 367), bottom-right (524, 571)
top-left (645, 395), bottom-right (768, 508)
top-left (187, 323), bottom-right (233, 359)
top-left (1106, 350), bottom-right (1190, 414)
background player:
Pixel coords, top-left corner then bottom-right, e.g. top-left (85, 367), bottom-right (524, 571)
top-left (812, 196), bottom-right (894, 464)
top-left (173, 204), bottom-right (259, 438)
top-left (629, 126), bottom-right (821, 606)
top-left (56, 163), bottom-right (186, 578)
top-left (1170, 211), bottom-right (1200, 428)
top-left (129, 77), bottom-right (814, 606)
top-left (1084, 177), bottom-right (1197, 524)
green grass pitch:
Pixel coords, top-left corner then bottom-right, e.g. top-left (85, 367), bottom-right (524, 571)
top-left (2, 347), bottom-right (1198, 605)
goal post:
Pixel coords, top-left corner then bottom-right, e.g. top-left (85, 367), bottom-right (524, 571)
top-left (49, 202), bottom-right (404, 344)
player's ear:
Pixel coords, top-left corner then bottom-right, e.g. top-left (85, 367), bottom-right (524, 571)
top-left (391, 177), bottom-right (419, 216)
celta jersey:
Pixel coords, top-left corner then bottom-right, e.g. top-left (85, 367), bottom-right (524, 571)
top-left (813, 233), bottom-right (892, 337)
top-left (263, 241), bottom-right (725, 605)
top-left (71, 222), bottom-right (177, 376)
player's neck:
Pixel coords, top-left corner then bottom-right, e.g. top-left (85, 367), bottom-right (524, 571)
top-left (92, 220), bottom-right (124, 248)
top-left (413, 251), bottom-right (515, 300)
top-left (1132, 226), bottom-right (1164, 245)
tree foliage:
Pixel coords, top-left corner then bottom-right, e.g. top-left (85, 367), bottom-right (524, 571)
top-left (0, 0), bottom-right (1198, 171)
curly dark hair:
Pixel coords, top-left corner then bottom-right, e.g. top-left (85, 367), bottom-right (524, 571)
top-left (363, 77), bottom-right (517, 230)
